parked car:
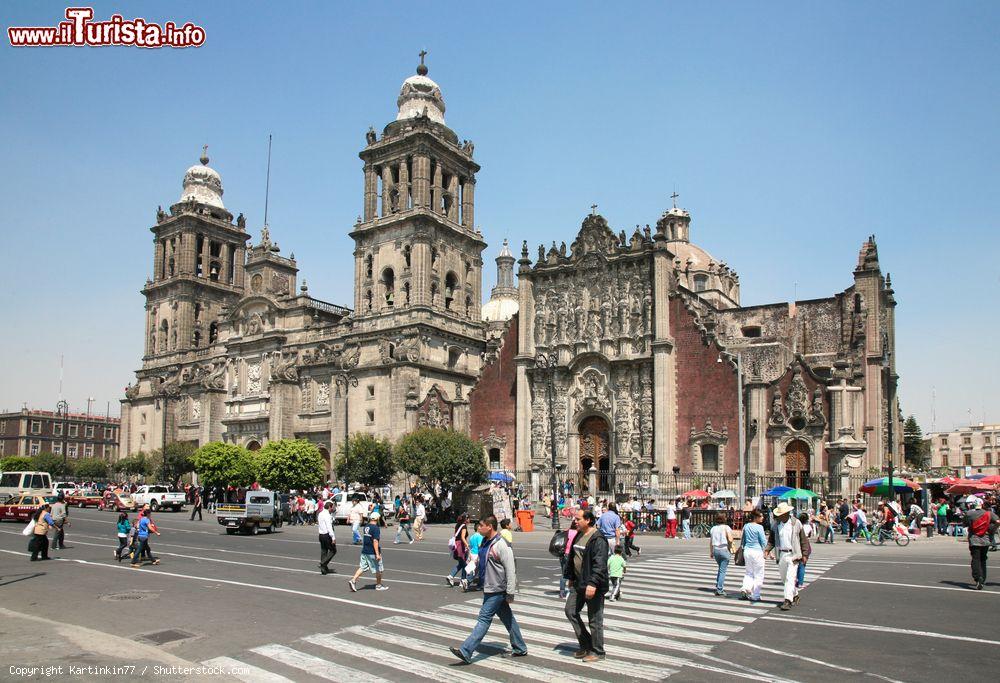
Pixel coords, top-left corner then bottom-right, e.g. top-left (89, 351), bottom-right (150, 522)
top-left (216, 490), bottom-right (282, 535)
top-left (100, 490), bottom-right (137, 512)
top-left (0, 471), bottom-right (53, 502)
top-left (52, 482), bottom-right (80, 496)
top-left (332, 491), bottom-right (369, 525)
top-left (65, 492), bottom-right (103, 508)
top-left (0, 494), bottom-right (60, 522)
top-left (132, 485), bottom-right (186, 511)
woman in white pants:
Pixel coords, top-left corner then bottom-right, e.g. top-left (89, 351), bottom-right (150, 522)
top-left (739, 510), bottom-right (767, 603)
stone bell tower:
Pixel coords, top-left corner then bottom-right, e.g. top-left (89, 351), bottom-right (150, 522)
top-left (343, 55), bottom-right (487, 441)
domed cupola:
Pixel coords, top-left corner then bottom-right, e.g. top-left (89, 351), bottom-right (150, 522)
top-left (396, 52), bottom-right (446, 125)
top-left (179, 146), bottom-right (225, 210)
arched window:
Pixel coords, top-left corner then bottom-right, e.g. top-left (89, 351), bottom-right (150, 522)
top-left (488, 448), bottom-right (501, 469)
top-left (701, 444), bottom-right (719, 471)
top-left (209, 260), bottom-right (221, 281)
top-left (246, 440), bottom-right (262, 452)
top-left (365, 254), bottom-right (373, 279)
top-left (365, 289), bottom-right (373, 312)
top-left (445, 272), bottom-right (458, 310)
top-left (693, 274), bottom-right (708, 292)
top-left (168, 257), bottom-right (175, 277)
top-left (381, 268), bottom-right (395, 307)
top-left (193, 329), bottom-right (201, 348)
top-left (208, 321), bottom-right (219, 344)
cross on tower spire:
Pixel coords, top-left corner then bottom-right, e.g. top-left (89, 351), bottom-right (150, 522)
top-left (417, 50), bottom-right (428, 75)
top-left (590, 204), bottom-right (598, 215)
top-left (670, 191), bottom-right (679, 209)
top-left (200, 145), bottom-right (209, 165)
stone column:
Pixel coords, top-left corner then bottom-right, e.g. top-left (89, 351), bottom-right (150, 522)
top-left (154, 239), bottom-right (164, 281)
top-left (219, 243), bottom-right (231, 284)
top-left (200, 238), bottom-right (210, 281)
top-left (447, 173), bottom-right (460, 223)
top-left (411, 240), bottom-right (431, 306)
top-left (233, 247), bottom-right (246, 289)
top-left (398, 159), bottom-right (410, 211)
top-left (381, 166), bottom-right (392, 217)
top-left (180, 232), bottom-right (196, 275)
top-left (363, 165), bottom-right (377, 221)
top-left (461, 178), bottom-right (475, 229)
top-left (431, 162), bottom-right (443, 215)
top-left (651, 245), bottom-right (675, 474)
top-left (515, 364), bottom-right (531, 470)
top-left (412, 155), bottom-right (430, 209)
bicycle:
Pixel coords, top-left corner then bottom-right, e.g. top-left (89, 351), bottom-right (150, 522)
top-left (692, 521), bottom-right (712, 539)
top-left (868, 522), bottom-right (910, 547)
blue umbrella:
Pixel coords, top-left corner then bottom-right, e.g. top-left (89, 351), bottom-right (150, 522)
top-left (762, 485), bottom-right (793, 497)
top-left (488, 471), bottom-right (513, 483)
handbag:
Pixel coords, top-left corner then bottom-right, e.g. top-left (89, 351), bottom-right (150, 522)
top-left (21, 519), bottom-right (35, 536)
top-left (548, 530), bottom-right (569, 558)
top-left (734, 529), bottom-right (746, 566)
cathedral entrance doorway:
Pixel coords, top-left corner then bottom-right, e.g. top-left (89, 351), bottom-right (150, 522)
top-left (579, 416), bottom-right (610, 494)
top-left (784, 439), bottom-right (810, 489)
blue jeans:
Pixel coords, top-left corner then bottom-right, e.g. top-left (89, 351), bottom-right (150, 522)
top-left (713, 548), bottom-right (731, 592)
top-left (682, 519), bottom-right (691, 539)
top-left (850, 522), bottom-right (867, 541)
top-left (796, 560), bottom-right (806, 586)
top-left (449, 555), bottom-right (467, 580)
top-left (460, 592), bottom-right (527, 659)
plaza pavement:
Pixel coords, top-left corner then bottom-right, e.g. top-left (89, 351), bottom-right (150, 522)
top-left (0, 508), bottom-right (994, 682)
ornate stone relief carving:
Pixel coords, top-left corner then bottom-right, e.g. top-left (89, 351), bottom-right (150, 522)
top-left (417, 386), bottom-right (453, 430)
top-left (316, 381), bottom-right (330, 408)
top-left (247, 362), bottom-right (262, 394)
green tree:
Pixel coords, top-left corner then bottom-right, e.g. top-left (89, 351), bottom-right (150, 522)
top-left (157, 441), bottom-right (197, 484)
top-left (192, 442), bottom-right (256, 488)
top-left (903, 415), bottom-right (930, 469)
top-left (335, 434), bottom-right (395, 488)
top-left (0, 455), bottom-right (34, 472)
top-left (31, 452), bottom-right (74, 478)
top-left (116, 452), bottom-right (154, 478)
top-left (395, 428), bottom-right (487, 497)
top-left (74, 457), bottom-right (109, 479)
top-left (255, 439), bottom-right (325, 491)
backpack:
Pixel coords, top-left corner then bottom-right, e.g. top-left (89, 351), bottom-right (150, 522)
top-left (548, 530), bottom-right (568, 558)
top-left (970, 512), bottom-right (992, 537)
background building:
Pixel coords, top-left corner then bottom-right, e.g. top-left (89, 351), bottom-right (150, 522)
top-left (0, 408), bottom-right (119, 460)
top-left (925, 423), bottom-right (999, 476)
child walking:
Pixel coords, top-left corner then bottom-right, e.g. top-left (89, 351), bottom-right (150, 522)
top-left (606, 545), bottom-right (627, 600)
top-left (115, 512), bottom-right (130, 562)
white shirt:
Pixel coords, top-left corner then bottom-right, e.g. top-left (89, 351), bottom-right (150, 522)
top-left (710, 524), bottom-right (732, 549)
top-left (777, 520), bottom-right (795, 551)
top-left (317, 509), bottom-right (334, 537)
top-left (349, 503), bottom-right (366, 524)
top-left (415, 503), bottom-right (426, 519)
top-left (665, 503), bottom-right (677, 520)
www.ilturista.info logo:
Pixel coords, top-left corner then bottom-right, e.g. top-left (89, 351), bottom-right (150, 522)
top-left (8, 7), bottom-right (206, 48)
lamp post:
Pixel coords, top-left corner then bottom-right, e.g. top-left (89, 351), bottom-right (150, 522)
top-left (56, 400), bottom-right (69, 466)
top-left (333, 371), bottom-right (358, 485)
top-left (535, 351), bottom-right (560, 530)
top-left (882, 341), bottom-right (895, 505)
top-left (718, 351), bottom-right (747, 505)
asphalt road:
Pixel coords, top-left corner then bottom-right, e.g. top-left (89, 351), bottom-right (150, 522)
top-left (0, 508), bottom-right (995, 682)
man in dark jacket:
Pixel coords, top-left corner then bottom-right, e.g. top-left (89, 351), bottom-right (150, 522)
top-left (563, 508), bottom-right (609, 662)
top-left (959, 498), bottom-right (999, 590)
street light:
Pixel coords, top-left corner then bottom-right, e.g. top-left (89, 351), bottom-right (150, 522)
top-left (534, 351), bottom-right (560, 530)
top-left (333, 370), bottom-right (358, 485)
top-left (882, 339), bottom-right (896, 505)
top-left (718, 351), bottom-right (747, 506)
top-left (56, 400), bottom-right (69, 466)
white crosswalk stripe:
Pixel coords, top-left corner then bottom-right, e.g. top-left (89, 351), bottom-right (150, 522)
top-left (204, 548), bottom-right (846, 681)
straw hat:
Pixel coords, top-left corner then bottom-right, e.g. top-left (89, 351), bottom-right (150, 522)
top-left (773, 502), bottom-right (795, 517)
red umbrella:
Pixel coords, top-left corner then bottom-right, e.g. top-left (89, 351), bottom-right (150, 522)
top-left (976, 475), bottom-right (1000, 486)
top-left (937, 476), bottom-right (962, 485)
top-left (681, 489), bottom-right (711, 499)
top-left (945, 479), bottom-right (998, 495)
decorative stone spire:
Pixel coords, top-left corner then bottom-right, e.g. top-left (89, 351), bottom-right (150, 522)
top-left (179, 147), bottom-right (225, 209)
top-left (396, 52), bottom-right (446, 124)
top-left (482, 239), bottom-right (519, 322)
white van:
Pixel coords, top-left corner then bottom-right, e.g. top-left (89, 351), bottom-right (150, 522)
top-left (0, 471), bottom-right (53, 502)
top-left (331, 491), bottom-right (369, 524)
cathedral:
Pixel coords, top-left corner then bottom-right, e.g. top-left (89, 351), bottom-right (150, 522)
top-left (120, 59), bottom-right (900, 496)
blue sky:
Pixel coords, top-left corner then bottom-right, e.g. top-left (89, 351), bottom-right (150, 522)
top-left (1, 1), bottom-right (996, 432)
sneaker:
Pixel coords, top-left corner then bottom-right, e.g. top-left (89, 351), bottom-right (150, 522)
top-left (739, 591), bottom-right (749, 601)
top-left (792, 594), bottom-right (800, 605)
top-left (375, 584), bottom-right (389, 591)
top-left (637, 548), bottom-right (641, 556)
top-left (573, 649), bottom-right (590, 659)
top-left (409, 540), bottom-right (414, 544)
top-left (508, 650), bottom-right (528, 658)
top-left (450, 646), bottom-right (471, 665)
top-left (348, 580), bottom-right (357, 592)
top-left (460, 578), bottom-right (469, 591)
top-left (582, 653), bottom-right (606, 663)
top-left (393, 540), bottom-right (400, 544)
top-left (446, 576), bottom-right (455, 587)
top-left (780, 600), bottom-right (792, 611)
top-left (151, 560), bottom-right (160, 565)
top-left (976, 582), bottom-right (984, 590)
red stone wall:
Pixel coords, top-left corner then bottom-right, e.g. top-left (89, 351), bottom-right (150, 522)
top-left (670, 298), bottom-right (739, 473)
top-left (469, 315), bottom-right (519, 470)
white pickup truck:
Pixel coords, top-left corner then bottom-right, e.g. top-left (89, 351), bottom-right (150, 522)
top-left (132, 485), bottom-right (186, 511)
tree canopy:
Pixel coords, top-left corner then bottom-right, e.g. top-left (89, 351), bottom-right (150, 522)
top-left (157, 441), bottom-right (197, 484)
top-left (116, 452), bottom-right (154, 477)
top-left (192, 442), bottom-right (256, 488)
top-left (335, 433), bottom-right (395, 488)
top-left (0, 456), bottom-right (34, 472)
top-left (395, 428), bottom-right (486, 496)
top-left (74, 457), bottom-right (109, 479)
top-left (31, 452), bottom-right (74, 478)
top-left (255, 439), bottom-right (325, 491)
top-left (903, 415), bottom-right (930, 469)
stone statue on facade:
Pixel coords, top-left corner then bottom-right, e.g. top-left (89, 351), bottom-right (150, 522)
top-left (366, 126), bottom-right (377, 145)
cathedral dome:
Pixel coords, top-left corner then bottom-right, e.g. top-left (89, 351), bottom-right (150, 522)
top-left (482, 296), bottom-right (519, 323)
top-left (179, 148), bottom-right (225, 209)
top-left (396, 58), bottom-right (446, 125)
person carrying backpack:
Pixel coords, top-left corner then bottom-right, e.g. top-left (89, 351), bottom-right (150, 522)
top-left (960, 498), bottom-right (999, 590)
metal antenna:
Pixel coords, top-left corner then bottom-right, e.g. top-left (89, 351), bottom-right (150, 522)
top-left (264, 134), bottom-right (273, 226)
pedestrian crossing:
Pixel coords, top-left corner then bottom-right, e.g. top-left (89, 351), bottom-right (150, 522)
top-left (204, 550), bottom-right (845, 682)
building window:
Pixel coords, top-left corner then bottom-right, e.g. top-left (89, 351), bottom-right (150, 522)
top-left (140, 412), bottom-right (147, 425)
top-left (741, 326), bottom-right (761, 338)
top-left (140, 432), bottom-right (146, 445)
top-left (30, 420), bottom-right (41, 434)
top-left (53, 442), bottom-right (63, 455)
top-left (54, 422), bottom-right (63, 436)
top-left (366, 409), bottom-right (375, 425)
top-left (693, 274), bottom-right (708, 292)
top-left (701, 444), bottom-right (720, 471)
top-left (963, 436), bottom-right (971, 445)
top-left (104, 427), bottom-right (113, 439)
top-left (68, 443), bottom-right (78, 458)
top-left (29, 440), bottom-right (41, 456)
top-left (85, 425), bottom-right (94, 438)
top-left (69, 424), bottom-right (78, 437)
top-left (940, 438), bottom-right (948, 445)
top-left (986, 453), bottom-right (993, 465)
top-left (985, 437), bottom-right (992, 446)
top-left (964, 453), bottom-right (972, 466)
top-left (488, 448), bottom-right (502, 470)
top-left (367, 385), bottom-right (375, 400)
top-left (84, 443), bottom-right (94, 457)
